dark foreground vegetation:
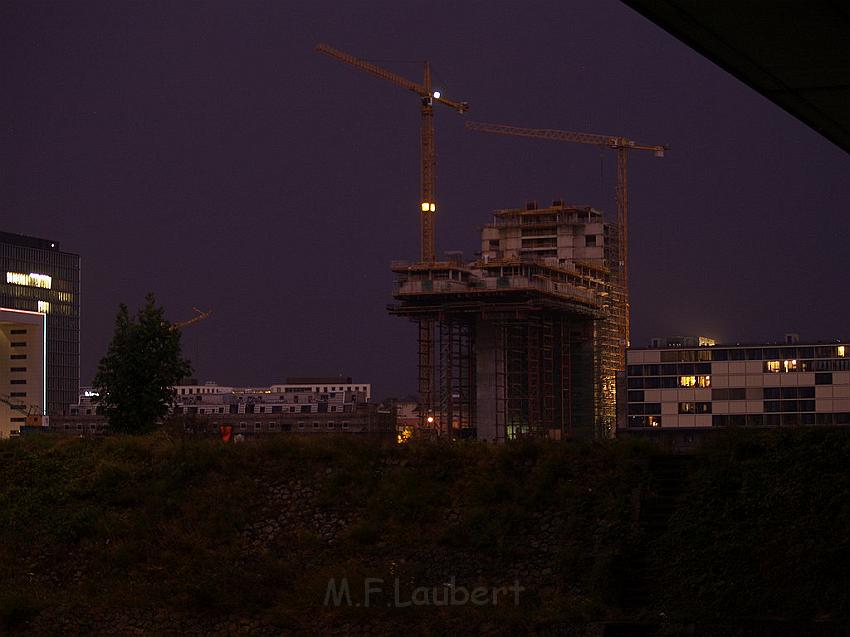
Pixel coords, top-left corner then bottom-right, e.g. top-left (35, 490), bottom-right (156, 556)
top-left (1, 429), bottom-right (849, 635)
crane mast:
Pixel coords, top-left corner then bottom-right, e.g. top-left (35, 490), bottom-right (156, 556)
top-left (420, 61), bottom-right (436, 261)
top-left (465, 120), bottom-right (667, 348)
top-left (315, 43), bottom-right (468, 262)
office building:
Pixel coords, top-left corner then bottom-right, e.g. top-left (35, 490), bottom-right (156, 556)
top-left (1, 232), bottom-right (80, 415)
top-left (621, 337), bottom-right (850, 444)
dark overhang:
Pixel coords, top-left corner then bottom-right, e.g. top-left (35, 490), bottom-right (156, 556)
top-left (621, 1), bottom-right (850, 154)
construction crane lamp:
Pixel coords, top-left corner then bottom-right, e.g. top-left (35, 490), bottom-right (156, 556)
top-left (421, 202), bottom-right (436, 212)
top-left (432, 90), bottom-right (441, 99)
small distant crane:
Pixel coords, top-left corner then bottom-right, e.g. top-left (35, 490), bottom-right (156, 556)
top-left (171, 307), bottom-right (212, 331)
top-left (1, 392), bottom-right (46, 429)
top-left (465, 120), bottom-right (668, 347)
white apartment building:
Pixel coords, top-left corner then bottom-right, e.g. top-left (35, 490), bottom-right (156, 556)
top-left (71, 377), bottom-right (372, 418)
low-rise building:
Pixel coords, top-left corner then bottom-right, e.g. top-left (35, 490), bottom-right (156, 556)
top-left (56, 377), bottom-right (390, 438)
top-left (620, 337), bottom-right (850, 447)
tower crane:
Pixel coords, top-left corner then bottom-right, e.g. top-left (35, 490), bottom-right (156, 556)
top-left (316, 43), bottom-right (469, 428)
top-left (315, 43), bottom-right (469, 263)
top-left (465, 120), bottom-right (668, 348)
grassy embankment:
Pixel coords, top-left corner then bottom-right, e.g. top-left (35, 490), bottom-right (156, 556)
top-left (0, 428), bottom-right (848, 634)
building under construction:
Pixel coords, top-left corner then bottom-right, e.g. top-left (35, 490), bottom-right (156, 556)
top-left (390, 200), bottom-right (625, 441)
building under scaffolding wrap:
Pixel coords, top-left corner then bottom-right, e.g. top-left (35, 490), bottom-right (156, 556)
top-left (389, 201), bottom-right (625, 441)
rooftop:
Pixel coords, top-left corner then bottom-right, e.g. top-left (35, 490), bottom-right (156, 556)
top-left (0, 231), bottom-right (61, 252)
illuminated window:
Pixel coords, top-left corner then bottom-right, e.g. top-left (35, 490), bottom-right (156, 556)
top-left (839, 346), bottom-right (846, 358)
top-left (697, 375), bottom-right (711, 388)
top-left (679, 375), bottom-right (696, 387)
top-left (783, 359), bottom-right (797, 373)
top-left (6, 272), bottom-right (52, 289)
top-left (647, 416), bottom-right (661, 428)
top-left (38, 301), bottom-right (50, 313)
top-left (765, 361), bottom-right (781, 373)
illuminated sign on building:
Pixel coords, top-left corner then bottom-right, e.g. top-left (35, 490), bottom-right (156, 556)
top-left (6, 272), bottom-right (52, 289)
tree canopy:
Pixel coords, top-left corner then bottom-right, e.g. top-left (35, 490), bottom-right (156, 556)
top-left (93, 293), bottom-right (192, 434)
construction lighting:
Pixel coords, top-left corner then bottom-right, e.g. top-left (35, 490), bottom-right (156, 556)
top-left (432, 91), bottom-right (441, 99)
top-left (426, 416), bottom-right (434, 424)
top-left (420, 202), bottom-right (436, 213)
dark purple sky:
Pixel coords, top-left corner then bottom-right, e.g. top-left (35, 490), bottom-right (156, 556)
top-left (2, 1), bottom-right (848, 399)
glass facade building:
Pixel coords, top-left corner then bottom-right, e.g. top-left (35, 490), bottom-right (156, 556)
top-left (0, 232), bottom-right (80, 415)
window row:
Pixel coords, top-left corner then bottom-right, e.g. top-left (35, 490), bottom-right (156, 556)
top-left (628, 403), bottom-right (661, 415)
top-left (655, 345), bottom-right (846, 363)
top-left (630, 358), bottom-right (850, 378)
top-left (630, 372), bottom-right (839, 390)
top-left (679, 402), bottom-right (711, 414)
top-left (628, 363), bottom-right (712, 376)
top-left (712, 413), bottom-right (850, 427)
top-left (627, 415), bottom-right (661, 428)
top-left (628, 412), bottom-right (850, 428)
top-left (628, 376), bottom-right (710, 389)
top-left (764, 400), bottom-right (816, 413)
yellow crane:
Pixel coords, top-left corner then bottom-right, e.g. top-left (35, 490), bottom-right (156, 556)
top-left (171, 307), bottom-right (212, 331)
top-left (315, 43), bottom-right (469, 263)
top-left (465, 120), bottom-right (668, 347)
top-left (1, 392), bottom-right (46, 429)
top-left (316, 44), bottom-right (469, 426)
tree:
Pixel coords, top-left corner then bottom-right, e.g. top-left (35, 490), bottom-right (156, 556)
top-left (94, 293), bottom-right (192, 434)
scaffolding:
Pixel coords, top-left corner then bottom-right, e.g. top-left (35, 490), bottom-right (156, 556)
top-left (392, 298), bottom-right (600, 441)
top-left (390, 201), bottom-right (624, 441)
top-left (437, 317), bottom-right (476, 437)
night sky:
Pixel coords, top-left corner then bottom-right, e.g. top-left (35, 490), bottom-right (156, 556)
top-left (2, 1), bottom-right (848, 399)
